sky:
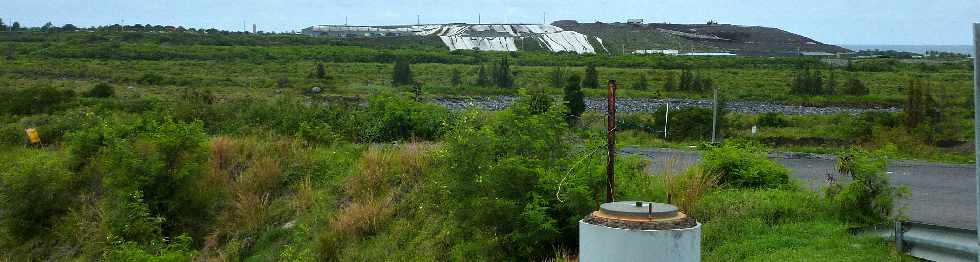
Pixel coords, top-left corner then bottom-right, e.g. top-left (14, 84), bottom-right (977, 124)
top-left (3, 0), bottom-right (979, 45)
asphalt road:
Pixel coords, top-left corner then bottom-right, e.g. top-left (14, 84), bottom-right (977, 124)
top-left (620, 147), bottom-right (977, 230)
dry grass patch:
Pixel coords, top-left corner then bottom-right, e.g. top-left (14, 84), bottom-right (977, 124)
top-left (672, 166), bottom-right (719, 216)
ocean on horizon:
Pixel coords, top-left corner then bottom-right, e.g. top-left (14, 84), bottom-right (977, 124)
top-left (840, 44), bottom-right (973, 56)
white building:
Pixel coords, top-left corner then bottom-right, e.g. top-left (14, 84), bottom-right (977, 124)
top-left (632, 49), bottom-right (679, 55)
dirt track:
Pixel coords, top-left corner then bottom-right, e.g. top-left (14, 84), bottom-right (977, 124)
top-left (620, 147), bottom-right (977, 230)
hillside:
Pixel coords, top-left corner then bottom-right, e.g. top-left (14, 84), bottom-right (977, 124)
top-left (302, 20), bottom-right (850, 56)
top-left (554, 20), bottom-right (851, 56)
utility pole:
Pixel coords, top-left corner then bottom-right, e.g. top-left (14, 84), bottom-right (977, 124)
top-left (478, 13), bottom-right (481, 24)
top-left (417, 14), bottom-right (420, 25)
top-left (972, 22), bottom-right (979, 262)
top-left (711, 88), bottom-right (719, 144)
top-left (606, 80), bottom-right (618, 203)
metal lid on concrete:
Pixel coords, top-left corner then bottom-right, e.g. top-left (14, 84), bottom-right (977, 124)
top-left (600, 201), bottom-right (679, 219)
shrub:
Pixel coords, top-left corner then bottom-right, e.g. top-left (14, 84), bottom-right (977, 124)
top-left (100, 118), bottom-right (211, 242)
top-left (757, 112), bottom-right (788, 128)
top-left (85, 82), bottom-right (115, 98)
top-left (0, 150), bottom-right (74, 241)
top-left (653, 106), bottom-right (726, 141)
top-left (826, 150), bottom-right (907, 225)
top-left (563, 75), bottom-right (585, 124)
top-left (582, 64), bottom-right (598, 89)
top-left (492, 57), bottom-right (514, 88)
top-left (392, 59), bottom-right (412, 86)
top-left (0, 86), bottom-right (75, 115)
top-left (700, 144), bottom-right (792, 189)
top-left (439, 93), bottom-right (592, 259)
top-left (359, 94), bottom-right (450, 142)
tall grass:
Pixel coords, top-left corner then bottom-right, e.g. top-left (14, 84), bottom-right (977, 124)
top-left (672, 166), bottom-right (719, 216)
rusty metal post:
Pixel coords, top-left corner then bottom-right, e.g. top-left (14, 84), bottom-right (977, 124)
top-left (606, 80), bottom-right (618, 203)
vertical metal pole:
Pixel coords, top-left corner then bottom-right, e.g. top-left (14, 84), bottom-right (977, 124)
top-left (712, 88), bottom-right (718, 144)
top-left (664, 102), bottom-right (670, 140)
top-left (606, 80), bottom-right (618, 203)
top-left (972, 23), bottom-right (979, 262)
top-left (894, 220), bottom-right (904, 253)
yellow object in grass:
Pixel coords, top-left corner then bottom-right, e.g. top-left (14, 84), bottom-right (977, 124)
top-left (25, 128), bottom-right (40, 144)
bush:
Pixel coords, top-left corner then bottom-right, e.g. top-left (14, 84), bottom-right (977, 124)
top-left (826, 150), bottom-right (907, 225)
top-left (99, 118), bottom-right (211, 242)
top-left (359, 94), bottom-right (450, 142)
top-left (439, 93), bottom-right (584, 259)
top-left (0, 86), bottom-right (76, 115)
top-left (700, 144), bottom-right (792, 189)
top-left (392, 60), bottom-right (412, 86)
top-left (0, 150), bottom-right (75, 241)
top-left (654, 106), bottom-right (726, 141)
top-left (757, 112), bottom-right (788, 128)
top-left (85, 82), bottom-right (115, 98)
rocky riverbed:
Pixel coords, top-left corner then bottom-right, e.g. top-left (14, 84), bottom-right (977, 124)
top-left (430, 96), bottom-right (900, 115)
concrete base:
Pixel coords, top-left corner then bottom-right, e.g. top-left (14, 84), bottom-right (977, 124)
top-left (579, 220), bottom-right (701, 262)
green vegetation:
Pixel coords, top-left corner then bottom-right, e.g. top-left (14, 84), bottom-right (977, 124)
top-left (0, 29), bottom-right (942, 260)
top-left (563, 74), bottom-right (585, 124)
top-left (392, 59), bottom-right (413, 86)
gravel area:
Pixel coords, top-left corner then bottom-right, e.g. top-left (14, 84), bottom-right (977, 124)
top-left (582, 213), bottom-right (698, 230)
top-left (431, 96), bottom-right (900, 115)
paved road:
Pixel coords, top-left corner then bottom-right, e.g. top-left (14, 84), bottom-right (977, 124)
top-left (620, 147), bottom-right (977, 230)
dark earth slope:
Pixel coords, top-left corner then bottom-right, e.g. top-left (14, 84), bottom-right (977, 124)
top-left (554, 20), bottom-right (851, 56)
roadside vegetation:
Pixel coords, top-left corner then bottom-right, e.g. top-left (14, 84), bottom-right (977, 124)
top-left (0, 27), bottom-right (946, 260)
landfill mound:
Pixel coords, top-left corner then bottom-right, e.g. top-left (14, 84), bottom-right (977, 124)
top-left (419, 24), bottom-right (600, 54)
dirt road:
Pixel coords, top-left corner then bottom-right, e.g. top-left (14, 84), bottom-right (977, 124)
top-left (620, 147), bottom-right (977, 230)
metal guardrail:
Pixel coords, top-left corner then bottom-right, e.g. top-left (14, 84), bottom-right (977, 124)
top-left (876, 221), bottom-right (979, 262)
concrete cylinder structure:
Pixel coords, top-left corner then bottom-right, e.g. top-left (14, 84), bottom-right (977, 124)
top-left (579, 201), bottom-right (701, 262)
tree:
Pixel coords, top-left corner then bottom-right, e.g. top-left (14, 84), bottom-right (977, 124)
top-left (450, 68), bottom-right (462, 87)
top-left (563, 74), bottom-right (585, 124)
top-left (392, 60), bottom-right (413, 86)
top-left (11, 22), bottom-right (20, 31)
top-left (790, 68), bottom-right (829, 96)
top-left (413, 81), bottom-right (423, 101)
top-left (41, 22), bottom-right (53, 32)
top-left (0, 18), bottom-right (6, 31)
top-left (550, 65), bottom-right (564, 88)
top-left (903, 78), bottom-right (939, 136)
top-left (633, 72), bottom-right (649, 90)
top-left (664, 72), bottom-right (676, 91)
top-left (492, 58), bottom-right (514, 88)
top-left (843, 77), bottom-right (869, 96)
top-left (62, 24), bottom-right (78, 31)
top-left (476, 64), bottom-right (490, 86)
top-left (825, 71), bottom-right (838, 95)
top-left (313, 62), bottom-right (327, 79)
top-left (695, 72), bottom-right (713, 92)
top-left (679, 68), bottom-right (694, 91)
top-left (583, 64), bottom-right (599, 89)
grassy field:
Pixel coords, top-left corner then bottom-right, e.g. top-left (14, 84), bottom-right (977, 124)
top-left (0, 30), bottom-right (953, 260)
